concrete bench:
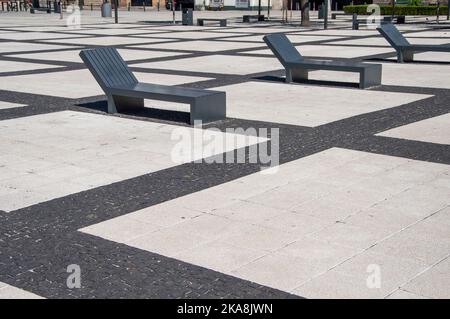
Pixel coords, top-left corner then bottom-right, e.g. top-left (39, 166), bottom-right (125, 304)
top-left (243, 14), bottom-right (264, 23)
top-left (351, 14), bottom-right (392, 30)
top-left (352, 14), bottom-right (405, 30)
top-left (197, 18), bottom-right (227, 27)
top-left (377, 23), bottom-right (450, 63)
top-left (331, 13), bottom-right (352, 19)
top-left (263, 33), bottom-right (382, 89)
top-left (79, 47), bottom-right (226, 125)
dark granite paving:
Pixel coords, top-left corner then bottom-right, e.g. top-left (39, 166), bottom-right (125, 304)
top-left (0, 21), bottom-right (449, 298)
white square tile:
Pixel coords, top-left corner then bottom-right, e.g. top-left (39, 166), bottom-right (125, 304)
top-left (0, 101), bottom-right (26, 110)
top-left (77, 148), bottom-right (450, 297)
top-left (211, 81), bottom-right (431, 127)
top-left (8, 48), bottom-right (187, 63)
top-left (377, 114), bottom-right (450, 145)
top-left (132, 54), bottom-right (283, 75)
top-left (131, 40), bottom-right (263, 52)
top-left (0, 111), bottom-right (265, 211)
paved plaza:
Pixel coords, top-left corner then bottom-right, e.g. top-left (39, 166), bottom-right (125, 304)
top-left (0, 9), bottom-right (449, 299)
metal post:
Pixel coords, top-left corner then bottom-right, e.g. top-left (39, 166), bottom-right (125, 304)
top-left (114, 0), bottom-right (118, 23)
top-left (267, 0), bottom-right (270, 19)
top-left (172, 0), bottom-right (175, 24)
top-left (437, 1), bottom-right (440, 24)
top-left (324, 0), bottom-right (329, 29)
top-left (391, 0), bottom-right (395, 20)
top-left (290, 0), bottom-right (292, 22)
top-left (258, 0), bottom-right (261, 18)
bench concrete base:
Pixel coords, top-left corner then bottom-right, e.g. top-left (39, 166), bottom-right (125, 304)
top-left (286, 65), bottom-right (382, 89)
top-left (243, 15), bottom-right (264, 23)
top-left (107, 93), bottom-right (226, 125)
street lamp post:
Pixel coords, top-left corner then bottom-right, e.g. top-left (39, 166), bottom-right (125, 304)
top-left (324, 0), bottom-right (329, 29)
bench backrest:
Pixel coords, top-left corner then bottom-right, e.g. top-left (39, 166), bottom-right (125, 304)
top-left (377, 23), bottom-right (410, 48)
top-left (263, 33), bottom-right (303, 65)
top-left (79, 47), bottom-right (138, 92)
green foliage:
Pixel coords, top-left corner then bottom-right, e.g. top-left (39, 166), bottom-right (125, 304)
top-left (343, 5), bottom-right (448, 16)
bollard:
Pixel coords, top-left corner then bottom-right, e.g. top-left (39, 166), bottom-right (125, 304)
top-left (352, 13), bottom-right (359, 30)
top-left (437, 2), bottom-right (440, 24)
top-left (101, 1), bottom-right (112, 17)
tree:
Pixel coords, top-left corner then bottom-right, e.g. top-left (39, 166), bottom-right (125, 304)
top-left (300, 0), bottom-right (310, 26)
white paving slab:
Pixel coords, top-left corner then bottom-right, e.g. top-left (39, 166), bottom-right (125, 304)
top-left (401, 252), bottom-right (450, 299)
top-left (62, 28), bottom-right (161, 36)
top-left (0, 60), bottom-right (61, 73)
top-left (0, 111), bottom-right (266, 211)
top-left (134, 31), bottom-right (245, 39)
top-left (0, 42), bottom-right (75, 54)
top-left (0, 70), bottom-right (212, 98)
top-left (0, 32), bottom-right (90, 41)
top-left (220, 34), bottom-right (344, 43)
top-left (0, 101), bottom-right (26, 110)
top-left (132, 54), bottom-right (282, 75)
top-left (130, 40), bottom-right (263, 52)
top-left (42, 36), bottom-right (167, 46)
top-left (328, 36), bottom-right (450, 47)
top-left (247, 44), bottom-right (394, 58)
top-left (210, 81), bottom-right (431, 127)
top-left (385, 51), bottom-right (450, 63)
top-left (8, 48), bottom-right (188, 63)
top-left (379, 63), bottom-right (450, 89)
top-left (293, 30), bottom-right (379, 37)
top-left (377, 113), bottom-right (450, 145)
top-left (215, 27), bottom-right (307, 34)
top-left (79, 148), bottom-right (450, 297)
top-left (0, 283), bottom-right (44, 299)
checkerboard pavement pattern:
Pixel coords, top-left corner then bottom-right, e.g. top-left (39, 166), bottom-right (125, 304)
top-left (0, 10), bottom-right (449, 299)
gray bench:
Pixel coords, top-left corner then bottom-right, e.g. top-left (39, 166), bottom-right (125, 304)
top-left (351, 14), bottom-right (390, 30)
top-left (377, 23), bottom-right (450, 63)
top-left (79, 48), bottom-right (226, 125)
top-left (197, 18), bottom-right (227, 27)
top-left (331, 13), bottom-right (352, 19)
top-left (263, 33), bottom-right (382, 89)
top-left (243, 14), bottom-right (264, 23)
